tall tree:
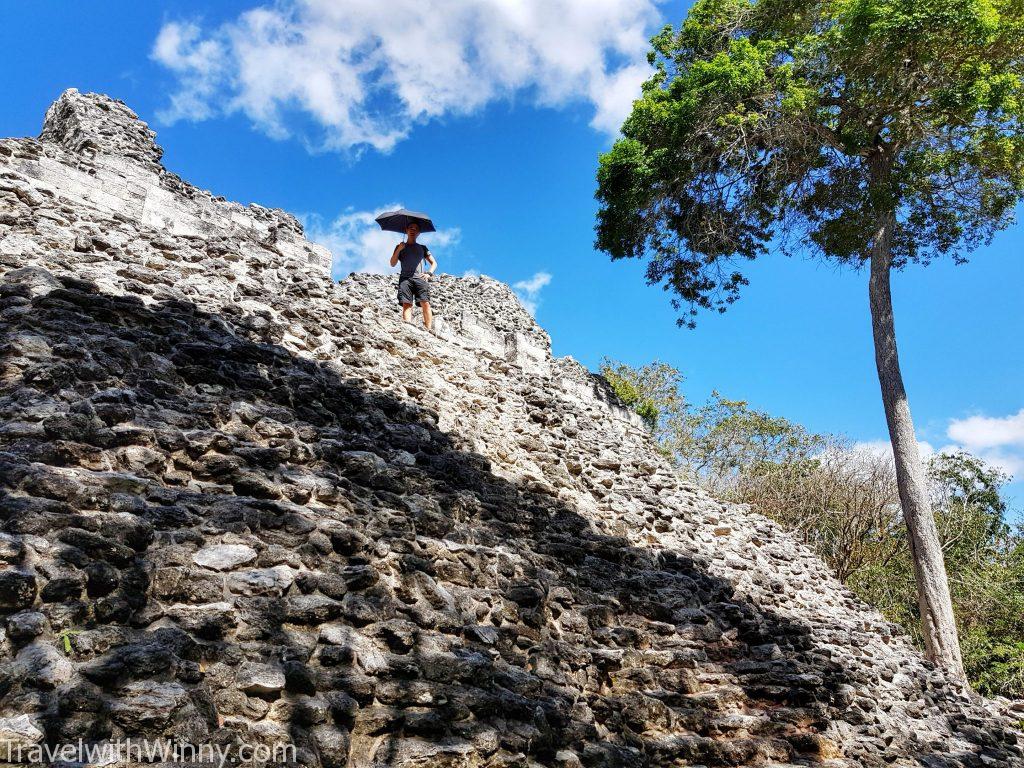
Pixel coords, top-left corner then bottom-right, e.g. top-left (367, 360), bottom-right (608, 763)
top-left (595, 0), bottom-right (1024, 682)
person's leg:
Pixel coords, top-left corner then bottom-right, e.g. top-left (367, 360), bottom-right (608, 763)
top-left (412, 277), bottom-right (432, 329)
top-left (399, 278), bottom-right (415, 320)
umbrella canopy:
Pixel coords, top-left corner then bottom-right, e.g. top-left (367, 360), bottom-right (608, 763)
top-left (374, 209), bottom-right (436, 234)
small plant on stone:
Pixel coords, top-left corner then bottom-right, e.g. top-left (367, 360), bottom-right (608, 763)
top-left (57, 628), bottom-right (82, 656)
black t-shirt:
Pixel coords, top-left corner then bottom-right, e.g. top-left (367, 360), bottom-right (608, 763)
top-left (398, 242), bottom-right (430, 279)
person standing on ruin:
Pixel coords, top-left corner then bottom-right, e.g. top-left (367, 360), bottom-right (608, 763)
top-left (390, 220), bottom-right (436, 328)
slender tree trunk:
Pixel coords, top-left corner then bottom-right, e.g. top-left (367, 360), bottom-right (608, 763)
top-left (868, 197), bottom-right (967, 685)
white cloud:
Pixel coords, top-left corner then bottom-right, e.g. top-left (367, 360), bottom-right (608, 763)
top-left (946, 409), bottom-right (1024, 478)
top-left (853, 408), bottom-right (1024, 481)
top-left (947, 409), bottom-right (1024, 451)
top-left (151, 22), bottom-right (228, 123)
top-left (303, 204), bottom-right (459, 278)
top-left (513, 270), bottom-right (552, 314)
top-left (151, 0), bottom-right (659, 152)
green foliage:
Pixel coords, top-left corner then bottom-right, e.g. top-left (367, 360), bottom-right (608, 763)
top-left (806, 447), bottom-right (1024, 698)
top-left (598, 359), bottom-right (822, 488)
top-left (675, 392), bottom-right (825, 488)
top-left (598, 358), bottom-right (686, 434)
top-left (601, 359), bottom-right (1024, 695)
top-left (964, 634), bottom-right (1024, 698)
top-left (57, 628), bottom-right (81, 656)
top-left (596, 0), bottom-right (1024, 325)
top-left (853, 452), bottom-right (1024, 697)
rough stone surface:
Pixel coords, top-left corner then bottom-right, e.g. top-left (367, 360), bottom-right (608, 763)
top-left (237, 662), bottom-right (287, 695)
top-left (0, 89), bottom-right (1021, 767)
top-left (0, 713), bottom-right (45, 752)
top-left (193, 543), bottom-right (258, 571)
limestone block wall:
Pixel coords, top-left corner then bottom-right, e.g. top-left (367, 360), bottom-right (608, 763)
top-left (0, 90), bottom-right (1022, 768)
top-left (4, 89), bottom-right (331, 274)
top-left (335, 273), bottom-right (644, 428)
top-left (337, 272), bottom-right (551, 351)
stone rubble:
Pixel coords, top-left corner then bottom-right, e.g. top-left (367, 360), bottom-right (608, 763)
top-left (0, 89), bottom-right (1021, 767)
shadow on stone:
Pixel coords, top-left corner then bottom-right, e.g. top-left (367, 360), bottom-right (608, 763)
top-left (0, 272), bottom-right (1016, 768)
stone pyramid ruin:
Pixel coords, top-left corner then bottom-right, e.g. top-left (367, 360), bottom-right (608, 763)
top-left (0, 90), bottom-right (1021, 767)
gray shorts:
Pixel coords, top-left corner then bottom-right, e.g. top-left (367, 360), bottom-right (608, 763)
top-left (398, 276), bottom-right (431, 306)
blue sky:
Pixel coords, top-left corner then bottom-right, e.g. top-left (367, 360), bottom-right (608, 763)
top-left (2, 1), bottom-right (1022, 516)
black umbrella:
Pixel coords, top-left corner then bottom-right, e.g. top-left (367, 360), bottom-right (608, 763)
top-left (374, 209), bottom-right (436, 234)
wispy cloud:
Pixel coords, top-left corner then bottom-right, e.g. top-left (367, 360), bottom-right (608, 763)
top-left (151, 22), bottom-right (226, 123)
top-left (513, 271), bottom-right (552, 314)
top-left (946, 409), bottom-right (1024, 477)
top-left (151, 0), bottom-right (659, 153)
top-left (302, 204), bottom-right (459, 278)
top-left (854, 408), bottom-right (1024, 480)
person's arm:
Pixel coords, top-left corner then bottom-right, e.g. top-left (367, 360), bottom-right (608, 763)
top-left (424, 252), bottom-right (437, 277)
top-left (389, 242), bottom-right (404, 268)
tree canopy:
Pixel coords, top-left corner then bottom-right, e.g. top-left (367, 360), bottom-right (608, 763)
top-left (596, 0), bottom-right (1024, 325)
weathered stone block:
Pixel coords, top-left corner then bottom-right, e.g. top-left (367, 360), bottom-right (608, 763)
top-left (0, 569), bottom-right (37, 610)
top-left (192, 543), bottom-right (258, 571)
top-left (236, 661), bottom-right (286, 695)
